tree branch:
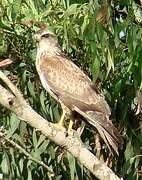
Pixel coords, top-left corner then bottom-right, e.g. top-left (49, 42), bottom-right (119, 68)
top-left (0, 71), bottom-right (121, 180)
top-left (0, 58), bottom-right (14, 68)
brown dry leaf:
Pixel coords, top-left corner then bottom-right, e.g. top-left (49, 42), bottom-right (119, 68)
top-left (21, 19), bottom-right (35, 27)
top-left (96, 6), bottom-right (109, 27)
top-left (38, 22), bottom-right (48, 30)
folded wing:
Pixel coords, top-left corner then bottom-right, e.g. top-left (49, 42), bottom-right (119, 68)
top-left (38, 53), bottom-right (123, 153)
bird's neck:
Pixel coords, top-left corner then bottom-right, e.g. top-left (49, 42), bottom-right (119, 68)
top-left (37, 42), bottom-right (61, 56)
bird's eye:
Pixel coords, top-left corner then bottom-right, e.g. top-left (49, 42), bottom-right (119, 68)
top-left (42, 33), bottom-right (50, 38)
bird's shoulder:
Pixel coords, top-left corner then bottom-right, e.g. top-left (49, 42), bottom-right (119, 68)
top-left (41, 51), bottom-right (92, 84)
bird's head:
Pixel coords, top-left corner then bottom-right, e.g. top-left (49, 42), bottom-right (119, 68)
top-left (34, 29), bottom-right (58, 52)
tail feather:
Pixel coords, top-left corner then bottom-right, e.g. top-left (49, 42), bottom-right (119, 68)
top-left (74, 106), bottom-right (123, 154)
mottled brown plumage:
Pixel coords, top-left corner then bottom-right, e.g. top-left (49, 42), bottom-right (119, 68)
top-left (34, 29), bottom-right (123, 153)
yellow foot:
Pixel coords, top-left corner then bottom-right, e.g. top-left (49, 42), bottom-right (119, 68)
top-left (67, 119), bottom-right (74, 136)
top-left (53, 103), bottom-right (66, 130)
top-left (67, 129), bottom-right (74, 136)
top-left (53, 122), bottom-right (65, 130)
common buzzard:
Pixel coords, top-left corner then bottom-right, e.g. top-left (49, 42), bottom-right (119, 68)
top-left (34, 29), bottom-right (123, 153)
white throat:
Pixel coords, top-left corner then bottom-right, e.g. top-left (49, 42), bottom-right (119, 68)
top-left (37, 41), bottom-right (61, 57)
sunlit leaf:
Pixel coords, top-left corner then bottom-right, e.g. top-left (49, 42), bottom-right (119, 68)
top-left (91, 56), bottom-right (100, 83)
top-left (81, 15), bottom-right (88, 34)
top-left (35, 134), bottom-right (47, 149)
top-left (125, 140), bottom-right (134, 161)
top-left (27, 79), bottom-right (36, 100)
top-left (32, 130), bottom-right (38, 148)
top-left (133, 1), bottom-right (142, 23)
top-left (19, 158), bottom-right (24, 173)
top-left (67, 152), bottom-right (76, 180)
top-left (64, 4), bottom-right (79, 17)
top-left (1, 152), bottom-right (9, 175)
top-left (40, 91), bottom-right (47, 113)
top-left (7, 113), bottom-right (20, 138)
top-left (106, 49), bottom-right (114, 78)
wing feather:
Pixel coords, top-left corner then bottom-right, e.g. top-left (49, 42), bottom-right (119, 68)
top-left (38, 54), bottom-right (110, 115)
top-left (74, 106), bottom-right (123, 153)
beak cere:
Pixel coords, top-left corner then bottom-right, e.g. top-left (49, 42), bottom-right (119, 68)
top-left (33, 34), bottom-right (41, 43)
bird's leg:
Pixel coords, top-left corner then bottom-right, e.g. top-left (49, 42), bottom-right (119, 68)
top-left (54, 102), bottom-right (66, 129)
top-left (68, 119), bottom-right (74, 134)
top-left (66, 111), bottom-right (75, 136)
top-left (57, 106), bottom-right (66, 127)
top-left (54, 103), bottom-right (75, 135)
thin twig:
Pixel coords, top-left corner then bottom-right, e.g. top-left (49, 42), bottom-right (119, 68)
top-left (0, 59), bottom-right (14, 68)
top-left (0, 71), bottom-right (23, 99)
top-left (0, 129), bottom-right (55, 176)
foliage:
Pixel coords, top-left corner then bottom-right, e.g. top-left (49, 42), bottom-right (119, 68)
top-left (0, 0), bottom-right (142, 179)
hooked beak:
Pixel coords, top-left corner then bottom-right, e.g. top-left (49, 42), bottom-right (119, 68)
top-left (33, 33), bottom-right (41, 43)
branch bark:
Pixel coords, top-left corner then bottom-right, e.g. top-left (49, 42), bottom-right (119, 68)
top-left (0, 71), bottom-right (121, 180)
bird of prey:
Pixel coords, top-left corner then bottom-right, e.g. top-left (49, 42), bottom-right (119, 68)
top-left (34, 29), bottom-right (123, 153)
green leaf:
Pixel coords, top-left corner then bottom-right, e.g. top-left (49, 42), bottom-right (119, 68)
top-left (12, 0), bottom-right (22, 22)
top-left (53, 105), bottom-right (60, 122)
top-left (40, 91), bottom-right (47, 113)
top-left (32, 149), bottom-right (41, 160)
top-left (81, 15), bottom-right (88, 34)
top-left (1, 152), bottom-right (9, 174)
top-left (125, 140), bottom-right (134, 161)
top-left (64, 4), bottom-right (79, 17)
top-left (38, 140), bottom-right (50, 154)
top-left (10, 147), bottom-right (16, 168)
top-left (19, 158), bottom-right (24, 173)
top-left (132, 1), bottom-right (142, 23)
top-left (91, 56), bottom-right (100, 83)
top-left (13, 133), bottom-right (23, 144)
top-left (35, 134), bottom-right (47, 149)
top-left (7, 113), bottom-right (20, 138)
top-left (27, 79), bottom-right (36, 100)
top-left (49, 146), bottom-right (56, 160)
top-left (106, 49), bottom-right (114, 78)
top-left (19, 121), bottom-right (27, 138)
top-left (32, 130), bottom-right (37, 148)
top-left (114, 79), bottom-right (122, 97)
top-left (31, 0), bottom-right (45, 13)
top-left (67, 152), bottom-right (76, 180)
top-left (27, 166), bottom-right (32, 180)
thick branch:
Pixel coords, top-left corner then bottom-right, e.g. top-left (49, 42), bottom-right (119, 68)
top-left (0, 71), bottom-right (121, 180)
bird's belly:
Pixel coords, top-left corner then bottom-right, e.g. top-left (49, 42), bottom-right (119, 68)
top-left (38, 70), bottom-right (60, 103)
top-left (36, 57), bottom-right (52, 91)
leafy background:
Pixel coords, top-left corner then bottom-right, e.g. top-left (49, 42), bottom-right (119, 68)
top-left (0, 0), bottom-right (142, 179)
